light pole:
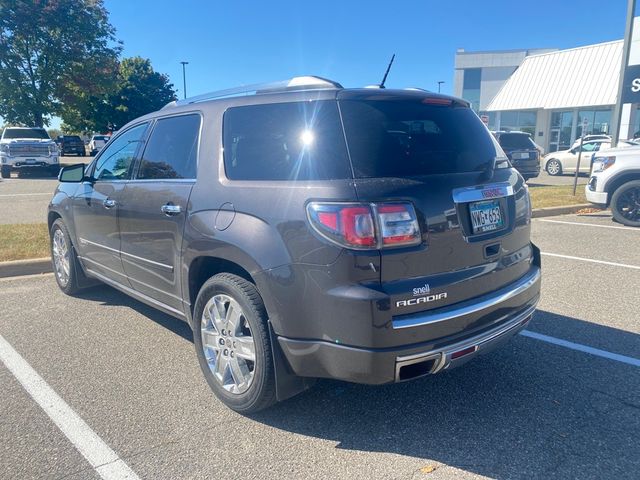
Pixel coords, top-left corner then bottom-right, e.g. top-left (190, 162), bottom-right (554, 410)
top-left (437, 81), bottom-right (444, 93)
top-left (180, 61), bottom-right (189, 99)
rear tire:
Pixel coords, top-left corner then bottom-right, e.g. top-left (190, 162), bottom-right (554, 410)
top-left (610, 180), bottom-right (640, 227)
top-left (50, 219), bottom-right (90, 295)
top-left (193, 273), bottom-right (277, 413)
top-left (546, 159), bottom-right (562, 176)
top-left (1, 166), bottom-right (10, 178)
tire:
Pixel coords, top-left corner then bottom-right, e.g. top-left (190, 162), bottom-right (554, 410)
top-left (193, 273), bottom-right (277, 413)
top-left (1, 166), bottom-right (10, 178)
top-left (610, 180), bottom-right (640, 227)
top-left (50, 219), bottom-right (89, 295)
top-left (546, 159), bottom-right (562, 176)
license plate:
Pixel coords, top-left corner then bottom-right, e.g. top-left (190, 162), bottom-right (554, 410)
top-left (25, 159), bottom-right (37, 164)
top-left (469, 199), bottom-right (504, 234)
top-left (512, 152), bottom-right (529, 159)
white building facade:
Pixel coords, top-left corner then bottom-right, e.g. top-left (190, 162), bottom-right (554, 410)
top-left (454, 41), bottom-right (639, 153)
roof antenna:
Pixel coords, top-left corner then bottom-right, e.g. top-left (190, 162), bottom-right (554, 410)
top-left (379, 54), bottom-right (395, 89)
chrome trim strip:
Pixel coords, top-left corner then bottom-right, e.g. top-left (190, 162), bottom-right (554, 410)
top-left (85, 268), bottom-right (185, 318)
top-left (79, 256), bottom-right (128, 278)
top-left (395, 303), bottom-right (536, 379)
top-left (452, 182), bottom-right (514, 203)
top-left (79, 238), bottom-right (173, 271)
top-left (392, 267), bottom-right (540, 330)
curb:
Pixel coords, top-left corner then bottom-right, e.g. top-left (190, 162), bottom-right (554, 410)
top-left (0, 257), bottom-right (52, 279)
top-left (531, 203), bottom-right (595, 219)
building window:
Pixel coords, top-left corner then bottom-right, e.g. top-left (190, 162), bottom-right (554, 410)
top-left (499, 110), bottom-right (536, 136)
top-left (462, 68), bottom-right (481, 112)
top-left (578, 110), bottom-right (611, 138)
top-left (549, 111), bottom-right (573, 152)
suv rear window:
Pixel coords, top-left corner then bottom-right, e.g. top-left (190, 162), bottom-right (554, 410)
top-left (339, 100), bottom-right (502, 177)
top-left (223, 101), bottom-right (351, 181)
top-left (498, 133), bottom-right (537, 150)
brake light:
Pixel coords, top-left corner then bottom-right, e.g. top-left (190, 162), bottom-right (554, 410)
top-left (307, 202), bottom-right (421, 249)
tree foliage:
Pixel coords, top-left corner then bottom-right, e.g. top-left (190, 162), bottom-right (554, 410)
top-left (61, 56), bottom-right (177, 133)
top-left (0, 0), bottom-right (121, 127)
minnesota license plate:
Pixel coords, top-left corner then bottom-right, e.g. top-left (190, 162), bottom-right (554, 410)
top-left (469, 199), bottom-right (504, 234)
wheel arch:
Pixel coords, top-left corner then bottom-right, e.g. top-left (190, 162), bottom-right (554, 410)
top-left (604, 170), bottom-right (640, 206)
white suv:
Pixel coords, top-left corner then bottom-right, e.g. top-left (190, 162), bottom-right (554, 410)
top-left (586, 145), bottom-right (640, 226)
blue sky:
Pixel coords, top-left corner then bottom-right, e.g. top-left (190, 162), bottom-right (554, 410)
top-left (105, 0), bottom-right (630, 99)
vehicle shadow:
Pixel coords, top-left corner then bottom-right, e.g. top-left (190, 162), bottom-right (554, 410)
top-left (70, 287), bottom-right (640, 479)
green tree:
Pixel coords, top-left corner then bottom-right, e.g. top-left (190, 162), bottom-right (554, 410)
top-left (61, 56), bottom-right (177, 133)
top-left (0, 0), bottom-right (120, 127)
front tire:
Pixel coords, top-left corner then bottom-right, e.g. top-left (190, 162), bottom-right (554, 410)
top-left (611, 180), bottom-right (640, 227)
top-left (193, 273), bottom-right (277, 413)
top-left (50, 219), bottom-right (87, 295)
top-left (546, 159), bottom-right (562, 176)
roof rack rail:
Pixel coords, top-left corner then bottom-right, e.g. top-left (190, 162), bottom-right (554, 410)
top-left (165, 76), bottom-right (343, 109)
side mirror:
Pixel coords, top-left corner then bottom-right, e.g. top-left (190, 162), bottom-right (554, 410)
top-left (58, 163), bottom-right (87, 183)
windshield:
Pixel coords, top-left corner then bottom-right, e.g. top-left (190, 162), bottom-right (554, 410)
top-left (3, 128), bottom-right (50, 140)
top-left (339, 99), bottom-right (503, 177)
top-left (498, 133), bottom-right (537, 150)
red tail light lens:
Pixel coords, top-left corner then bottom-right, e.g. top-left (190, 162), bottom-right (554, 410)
top-left (307, 202), bottom-right (421, 249)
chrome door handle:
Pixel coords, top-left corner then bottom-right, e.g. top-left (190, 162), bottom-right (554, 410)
top-left (103, 198), bottom-right (116, 209)
top-left (161, 204), bottom-right (182, 216)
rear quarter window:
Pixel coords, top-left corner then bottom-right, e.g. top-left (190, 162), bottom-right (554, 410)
top-left (339, 99), bottom-right (502, 177)
top-left (223, 101), bottom-right (351, 181)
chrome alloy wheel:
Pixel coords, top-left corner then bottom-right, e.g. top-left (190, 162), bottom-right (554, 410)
top-left (546, 159), bottom-right (561, 175)
top-left (52, 229), bottom-right (70, 287)
top-left (201, 294), bottom-right (256, 394)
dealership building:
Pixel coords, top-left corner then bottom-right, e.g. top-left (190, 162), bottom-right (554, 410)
top-left (454, 40), bottom-right (639, 152)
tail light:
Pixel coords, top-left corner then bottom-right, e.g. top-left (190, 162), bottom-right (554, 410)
top-left (307, 202), bottom-right (421, 249)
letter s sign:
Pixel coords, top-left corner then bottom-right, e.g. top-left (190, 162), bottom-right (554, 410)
top-left (632, 78), bottom-right (640, 93)
top-left (623, 65), bottom-right (640, 103)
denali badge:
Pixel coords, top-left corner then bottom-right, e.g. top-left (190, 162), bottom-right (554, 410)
top-left (412, 284), bottom-right (431, 296)
top-left (397, 292), bottom-right (448, 308)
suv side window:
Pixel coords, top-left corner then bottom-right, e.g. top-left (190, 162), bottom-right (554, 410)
top-left (223, 101), bottom-right (351, 181)
top-left (137, 114), bottom-right (200, 179)
top-left (93, 124), bottom-right (148, 181)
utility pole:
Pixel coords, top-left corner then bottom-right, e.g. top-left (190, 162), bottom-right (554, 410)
top-left (437, 81), bottom-right (444, 93)
top-left (180, 61), bottom-right (189, 99)
top-left (611, 0), bottom-right (636, 147)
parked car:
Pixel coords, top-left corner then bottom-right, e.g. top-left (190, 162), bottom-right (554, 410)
top-left (48, 76), bottom-right (541, 413)
top-left (0, 127), bottom-right (59, 178)
top-left (492, 131), bottom-right (540, 180)
top-left (88, 134), bottom-right (109, 155)
top-left (542, 139), bottom-right (635, 176)
top-left (587, 144), bottom-right (640, 226)
top-left (56, 135), bottom-right (86, 156)
top-left (570, 134), bottom-right (611, 149)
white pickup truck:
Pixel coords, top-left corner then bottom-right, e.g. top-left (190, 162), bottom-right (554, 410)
top-left (0, 127), bottom-right (59, 178)
top-left (586, 145), bottom-right (640, 227)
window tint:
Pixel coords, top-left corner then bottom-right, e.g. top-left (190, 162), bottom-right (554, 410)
top-left (93, 123), bottom-right (147, 181)
top-left (3, 128), bottom-right (49, 139)
top-left (498, 133), bottom-right (536, 150)
top-left (340, 100), bottom-right (502, 177)
top-left (223, 101), bottom-right (351, 181)
top-left (138, 114), bottom-right (200, 179)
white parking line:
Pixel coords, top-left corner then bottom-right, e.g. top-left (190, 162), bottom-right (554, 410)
top-left (541, 252), bottom-right (640, 270)
top-left (521, 330), bottom-right (640, 367)
top-left (0, 193), bottom-right (51, 197)
top-left (538, 219), bottom-right (639, 231)
top-left (0, 334), bottom-right (140, 480)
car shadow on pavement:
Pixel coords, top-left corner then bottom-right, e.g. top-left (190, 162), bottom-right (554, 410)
top-left (248, 310), bottom-right (639, 479)
top-left (76, 285), bottom-right (193, 343)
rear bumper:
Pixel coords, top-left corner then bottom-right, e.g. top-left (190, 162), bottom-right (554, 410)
top-left (277, 266), bottom-right (541, 384)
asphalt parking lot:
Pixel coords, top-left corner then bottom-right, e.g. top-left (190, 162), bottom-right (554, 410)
top-left (0, 212), bottom-right (638, 480)
top-left (0, 157), bottom-right (90, 224)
